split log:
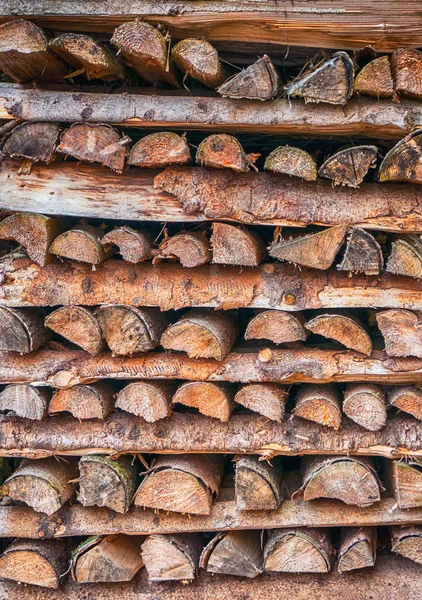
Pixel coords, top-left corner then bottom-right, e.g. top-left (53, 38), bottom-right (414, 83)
top-left (211, 223), bottom-right (266, 266)
top-left (45, 306), bottom-right (104, 355)
top-left (234, 383), bottom-right (287, 422)
top-left (49, 33), bottom-right (124, 80)
top-left (49, 224), bottom-right (109, 265)
top-left (388, 385), bottom-right (422, 420)
top-left (245, 311), bottom-right (306, 345)
top-left (377, 309), bottom-right (422, 358)
top-left (96, 305), bottom-right (168, 356)
top-left (78, 455), bottom-right (137, 514)
top-left (100, 226), bottom-right (153, 263)
top-left (141, 534), bottom-right (202, 582)
top-left (128, 132), bottom-right (190, 168)
top-left (379, 130), bottom-right (422, 184)
top-left (111, 21), bottom-right (179, 87)
top-left (200, 531), bottom-right (263, 578)
top-left (337, 527), bottom-right (377, 573)
top-left (71, 535), bottom-right (143, 583)
top-left (0, 539), bottom-right (68, 589)
top-left (196, 134), bottom-right (251, 172)
top-left (0, 383), bottom-right (49, 420)
top-left (115, 381), bottom-right (173, 422)
top-left (264, 146), bottom-right (317, 181)
top-left (0, 212), bottom-right (60, 266)
top-left (318, 145), bottom-right (378, 188)
top-left (2, 121), bottom-right (60, 172)
top-left (172, 381), bottom-right (233, 422)
top-left (388, 459), bottom-right (422, 509)
top-left (48, 383), bottom-right (116, 420)
top-left (293, 384), bottom-right (342, 430)
top-left (134, 455), bottom-right (224, 515)
top-left (217, 55), bottom-right (279, 101)
top-left (342, 384), bottom-right (387, 431)
top-left (160, 309), bottom-right (237, 360)
top-left (57, 123), bottom-right (129, 173)
top-left (264, 528), bottom-right (335, 573)
top-left (354, 56), bottom-right (394, 98)
top-left (305, 312), bottom-right (372, 355)
top-left (0, 307), bottom-right (48, 353)
top-left (337, 227), bottom-right (384, 275)
top-left (391, 48), bottom-right (422, 99)
top-left (386, 235), bottom-right (422, 279)
top-left (235, 455), bottom-right (283, 510)
top-left (171, 38), bottom-right (229, 89)
top-left (0, 20), bottom-right (67, 82)
top-left (391, 525), bottom-right (422, 565)
top-left (0, 457), bottom-right (76, 515)
top-left (269, 226), bottom-right (346, 270)
top-left (153, 231), bottom-right (211, 268)
top-left (285, 52), bottom-right (354, 105)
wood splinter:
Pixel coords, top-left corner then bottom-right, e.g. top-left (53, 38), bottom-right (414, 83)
top-left (391, 48), bottom-right (422, 100)
top-left (211, 222), bottom-right (267, 266)
top-left (379, 129), bottom-right (422, 184)
top-left (2, 121), bottom-right (60, 174)
top-left (264, 528), bottom-right (335, 573)
top-left (45, 306), bottom-right (104, 355)
top-left (0, 307), bottom-right (48, 353)
top-left (391, 525), bottom-right (422, 565)
top-left (49, 224), bottom-right (109, 266)
top-left (338, 227), bottom-right (383, 275)
top-left (115, 381), bottom-right (173, 422)
top-left (153, 230), bottom-right (211, 268)
top-left (354, 55), bottom-right (394, 99)
top-left (48, 383), bottom-right (116, 420)
top-left (388, 459), bottom-right (422, 509)
top-left (305, 312), bottom-right (372, 355)
top-left (388, 385), bottom-right (422, 420)
top-left (343, 384), bottom-right (387, 431)
top-left (0, 212), bottom-right (60, 266)
top-left (0, 384), bottom-right (49, 420)
top-left (200, 531), bottom-right (263, 578)
top-left (141, 534), bottom-right (203, 582)
top-left (171, 38), bottom-right (229, 89)
top-left (264, 146), bottom-right (317, 181)
top-left (338, 527), bottom-right (377, 573)
top-left (234, 383), bottom-right (287, 422)
top-left (319, 145), bottom-right (378, 188)
top-left (377, 309), bottom-right (422, 358)
top-left (293, 384), bottom-right (342, 430)
top-left (245, 310), bottom-right (306, 345)
top-left (196, 134), bottom-right (253, 172)
top-left (235, 455), bottom-right (283, 511)
top-left (217, 54), bottom-right (279, 101)
top-left (172, 381), bottom-right (234, 422)
top-left (386, 235), bottom-right (422, 279)
top-left (128, 132), bottom-right (191, 169)
top-left (101, 226), bottom-right (153, 263)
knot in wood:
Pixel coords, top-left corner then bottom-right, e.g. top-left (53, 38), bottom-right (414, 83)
top-left (283, 292), bottom-right (297, 305)
top-left (258, 348), bottom-right (273, 363)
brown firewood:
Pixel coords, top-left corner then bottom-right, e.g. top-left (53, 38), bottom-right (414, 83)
top-left (0, 20), bottom-right (67, 83)
top-left (0, 457), bottom-right (76, 515)
top-left (285, 52), bottom-right (354, 105)
top-left (57, 123), bottom-right (129, 173)
top-left (264, 528), bottom-right (335, 573)
top-left (71, 535), bottom-right (143, 583)
top-left (294, 456), bottom-right (381, 507)
top-left (78, 455), bottom-right (137, 514)
top-left (269, 226), bottom-right (346, 270)
top-left (319, 145), bottom-right (378, 188)
top-left (388, 459), bottom-right (422, 509)
top-left (388, 385), bottom-right (422, 420)
top-left (217, 55), bottom-right (279, 101)
top-left (2, 121), bottom-right (60, 173)
top-left (0, 306), bottom-right (48, 353)
top-left (379, 129), bottom-right (422, 184)
top-left (305, 312), bottom-right (372, 355)
top-left (171, 38), bottom-right (229, 89)
top-left (211, 223), bottom-right (266, 266)
top-left (293, 384), bottom-right (342, 430)
top-left (153, 231), bottom-right (211, 268)
top-left (234, 383), bottom-right (287, 422)
top-left (128, 132), bottom-right (191, 169)
top-left (172, 381), bottom-right (233, 422)
top-left (100, 226), bottom-right (153, 263)
top-left (200, 530), bottom-right (263, 578)
top-left (235, 455), bottom-right (283, 510)
top-left (0, 384), bottom-right (48, 420)
top-left (0, 212), bottom-right (60, 266)
top-left (264, 146), bottom-right (317, 181)
top-left (391, 48), bottom-right (422, 99)
top-left (391, 525), bottom-right (422, 565)
top-left (45, 306), bottom-right (104, 355)
top-left (245, 310), bottom-right (306, 345)
top-left (96, 305), bottom-right (168, 356)
top-left (354, 56), bottom-right (394, 99)
top-left (377, 309), bottom-right (422, 358)
top-left (0, 539), bottom-right (68, 589)
top-left (196, 134), bottom-right (251, 172)
top-left (161, 309), bottom-right (237, 360)
top-left (134, 455), bottom-right (224, 515)
top-left (386, 235), bottom-right (422, 279)
top-left (337, 527), bottom-right (377, 573)
top-left (338, 227), bottom-right (384, 275)
top-left (141, 534), bottom-right (202, 582)
top-left (49, 224), bottom-right (109, 265)
top-left (115, 381), bottom-right (173, 422)
top-left (343, 384), bottom-right (387, 431)
top-left (111, 21), bottom-right (179, 87)
top-left (48, 383), bottom-right (116, 420)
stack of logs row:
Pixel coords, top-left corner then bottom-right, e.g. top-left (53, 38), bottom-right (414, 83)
top-left (1, 4), bottom-right (422, 600)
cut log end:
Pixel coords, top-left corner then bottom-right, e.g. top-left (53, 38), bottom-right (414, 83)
top-left (153, 231), bottom-right (211, 268)
top-left (390, 460), bottom-right (422, 509)
top-left (319, 145), bottom-right (378, 188)
top-left (234, 383), bottom-right (287, 422)
top-left (48, 383), bottom-right (115, 420)
top-left (172, 381), bottom-right (233, 422)
top-left (171, 38), bottom-right (229, 89)
top-left (245, 310), bottom-right (306, 345)
top-left (217, 55), bottom-right (279, 101)
top-left (2, 121), bottom-right (60, 165)
top-left (0, 212), bottom-right (60, 266)
top-left (100, 226), bottom-right (152, 263)
top-left (264, 529), bottom-right (334, 573)
top-left (338, 228), bottom-right (384, 275)
top-left (0, 384), bottom-right (48, 420)
top-left (377, 309), bottom-right (422, 358)
top-left (264, 146), bottom-right (317, 181)
top-left (386, 235), bottom-right (422, 279)
top-left (354, 56), bottom-right (394, 99)
top-left (196, 134), bottom-right (250, 172)
top-left (49, 224), bottom-right (108, 265)
top-left (343, 384), bottom-right (387, 431)
top-left (391, 525), bottom-right (422, 565)
top-left (211, 223), bottom-right (267, 266)
top-left (305, 312), bottom-right (372, 355)
top-left (115, 381), bottom-right (172, 422)
top-left (201, 531), bottom-right (263, 578)
top-left (293, 384), bottom-right (342, 429)
top-left (391, 49), bottom-right (422, 100)
top-left (338, 527), bottom-right (377, 573)
top-left (235, 455), bottom-right (283, 510)
top-left (128, 132), bottom-right (191, 169)
top-left (379, 130), bottom-right (422, 184)
top-left (0, 307), bottom-right (48, 353)
top-left (388, 385), bottom-right (422, 420)
top-left (141, 534), bottom-right (202, 582)
top-left (45, 306), bottom-right (104, 355)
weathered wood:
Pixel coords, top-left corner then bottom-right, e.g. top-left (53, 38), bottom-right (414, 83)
top-left (392, 49), bottom-right (422, 99)
top-left (196, 134), bottom-right (250, 172)
top-left (264, 528), bottom-right (335, 573)
top-left (337, 228), bottom-right (384, 275)
top-left (0, 384), bottom-right (48, 420)
top-left (354, 56), bottom-right (394, 99)
top-left (0, 307), bottom-right (47, 353)
top-left (100, 227), bottom-right (152, 263)
top-left (235, 455), bottom-right (283, 511)
top-left (234, 383), bottom-right (287, 422)
top-left (380, 129), bottom-right (422, 184)
top-left (128, 132), bottom-right (190, 168)
top-left (141, 534), bottom-right (202, 582)
top-left (0, 213), bottom-right (60, 266)
top-left (217, 55), bottom-right (279, 101)
top-left (269, 227), bottom-right (346, 270)
top-left (388, 385), bottom-right (422, 420)
top-left (49, 224), bottom-right (108, 265)
top-left (264, 146), bottom-right (317, 181)
top-left (337, 527), bottom-right (376, 573)
top-left (388, 459), bottom-right (422, 509)
top-left (245, 311), bottom-right (306, 345)
top-left (200, 531), bottom-right (263, 578)
top-left (153, 231), bottom-right (211, 268)
top-left (343, 384), bottom-right (387, 431)
top-left (391, 525), bottom-right (422, 565)
top-left (377, 309), bottom-right (422, 358)
top-left (45, 306), bottom-right (104, 355)
top-left (115, 381), bottom-right (173, 422)
top-left (319, 146), bottom-right (378, 188)
top-left (2, 121), bottom-right (60, 172)
top-left (171, 39), bottom-right (228, 89)
top-left (211, 223), bottom-right (266, 266)
top-left (293, 384), bottom-right (342, 430)
top-left (173, 382), bottom-right (233, 422)
top-left (48, 383), bottom-right (115, 420)
top-left (386, 235), bottom-right (422, 279)
top-left (305, 313), bottom-right (372, 355)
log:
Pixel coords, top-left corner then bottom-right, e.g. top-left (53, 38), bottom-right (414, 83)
top-left (305, 312), bottom-right (372, 355)
top-left (100, 226), bottom-right (153, 263)
top-left (49, 224), bottom-right (109, 265)
top-left (217, 55), bottom-right (279, 101)
top-left (269, 227), bottom-right (346, 270)
top-left (200, 531), bottom-right (263, 578)
top-left (388, 459), bottom-right (422, 509)
top-left (153, 231), bottom-right (211, 268)
top-left (245, 311), bottom-right (306, 345)
top-left (0, 457), bottom-right (76, 515)
top-left (128, 132), bottom-right (191, 169)
top-left (264, 146), bottom-right (317, 181)
top-left (141, 534), bottom-right (202, 582)
top-left (234, 383), bottom-right (287, 422)
top-left (293, 384), bottom-right (342, 430)
top-left (391, 525), bottom-right (422, 565)
top-left (115, 381), bottom-right (173, 422)
top-left (337, 227), bottom-right (384, 275)
top-left (196, 134), bottom-right (251, 172)
top-left (337, 527), bottom-right (377, 573)
top-left (172, 381), bottom-right (234, 422)
top-left (160, 309), bottom-right (237, 360)
top-left (2, 121), bottom-right (60, 172)
top-left (235, 455), bottom-right (283, 510)
top-left (0, 306), bottom-right (48, 353)
top-left (388, 385), bottom-right (422, 420)
top-left (171, 39), bottom-right (229, 89)
top-left (134, 455), bottom-right (224, 515)
top-left (0, 384), bottom-right (48, 420)
top-left (377, 309), bottom-right (422, 358)
top-left (48, 383), bottom-right (116, 420)
top-left (391, 48), bottom-right (422, 99)
top-left (211, 223), bottom-right (266, 266)
top-left (264, 528), bottom-right (335, 573)
top-left (71, 535), bottom-right (143, 583)
top-left (379, 129), bottom-right (422, 184)
top-left (354, 56), bottom-right (394, 99)
top-left (342, 384), bottom-right (387, 431)
top-left (0, 212), bottom-right (60, 266)
top-left (44, 306), bottom-right (104, 355)
top-left (386, 235), bottom-right (422, 279)
top-left (78, 455), bottom-right (137, 514)
top-left (318, 146), bottom-right (378, 188)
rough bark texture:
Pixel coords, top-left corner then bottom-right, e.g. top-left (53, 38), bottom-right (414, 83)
top-left (2, 121), bottom-right (60, 166)
top-left (141, 534), bottom-right (202, 582)
top-left (0, 384), bottom-right (48, 420)
top-left (392, 49), bottom-right (422, 99)
top-left (318, 145), bottom-right (378, 188)
top-left (0, 212), bottom-right (60, 266)
top-left (45, 306), bottom-right (104, 355)
top-left (153, 231), bottom-right (211, 268)
top-left (200, 530), bottom-right (263, 578)
top-left (305, 313), bottom-right (372, 356)
top-left (234, 383), bottom-right (287, 422)
top-left (217, 55), bottom-right (279, 101)
top-left (211, 223), bottom-right (267, 266)
top-left (269, 227), bottom-right (346, 270)
top-left (115, 381), bottom-right (173, 422)
top-left (235, 455), bottom-right (283, 510)
top-left (264, 528), bottom-right (335, 572)
top-left (264, 146), bottom-right (317, 181)
top-left (48, 383), bottom-right (116, 420)
top-left (337, 228), bottom-right (384, 275)
top-left (389, 459), bottom-right (422, 509)
top-left (0, 306), bottom-right (48, 353)
top-left (337, 527), bottom-right (376, 573)
top-left (377, 309), bottom-right (422, 358)
top-left (128, 132), bottom-right (190, 169)
top-left (196, 134), bottom-right (250, 172)
top-left (172, 382), bottom-right (234, 422)
top-left (354, 56), bottom-right (394, 99)
top-left (386, 235), bottom-right (422, 279)
top-left (342, 384), bottom-right (387, 431)
top-left (293, 384), bottom-right (342, 430)
top-left (171, 39), bottom-right (229, 89)
top-left (388, 385), bottom-right (422, 420)
top-left (100, 227), bottom-right (153, 263)
top-left (49, 224), bottom-right (108, 265)
top-left (379, 129), bottom-right (422, 184)
top-left (245, 311), bottom-right (306, 345)
top-left (391, 525), bottom-right (422, 565)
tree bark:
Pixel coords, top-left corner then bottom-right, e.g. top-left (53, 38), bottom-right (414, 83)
top-left (211, 223), bottom-right (267, 266)
top-left (100, 226), bottom-right (153, 264)
top-left (269, 227), bottom-right (346, 270)
top-left (337, 527), bottom-right (376, 573)
top-left (48, 383), bottom-right (116, 420)
top-left (0, 384), bottom-right (49, 420)
top-left (141, 534), bottom-right (202, 582)
top-left (264, 528), bottom-right (335, 572)
top-left (305, 312), bottom-right (372, 356)
top-left (0, 213), bottom-right (61, 266)
top-left (173, 382), bottom-right (234, 422)
top-left (293, 384), bottom-right (342, 430)
top-left (200, 530), bottom-right (263, 578)
top-left (45, 306), bottom-right (104, 355)
top-left (217, 55), bottom-right (279, 101)
top-left (377, 309), bottom-right (422, 358)
top-left (318, 146), bottom-right (378, 188)
top-left (235, 455), bottom-right (283, 511)
top-left (337, 227), bottom-right (384, 275)
top-left (234, 383), bottom-right (287, 422)
top-left (115, 381), bottom-right (173, 422)
top-left (342, 384), bottom-right (387, 431)
top-left (153, 231), bottom-right (211, 268)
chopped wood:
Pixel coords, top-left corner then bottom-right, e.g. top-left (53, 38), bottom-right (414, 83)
top-left (245, 311), bottom-right (306, 345)
top-left (200, 530), bottom-right (263, 578)
top-left (388, 459), bottom-right (422, 509)
top-left (49, 224), bottom-right (109, 265)
top-left (264, 146), bottom-right (317, 181)
top-left (0, 384), bottom-right (48, 420)
top-left (264, 528), bottom-right (335, 572)
top-left (354, 56), bottom-right (394, 98)
top-left (285, 52), bottom-right (354, 105)
top-left (0, 306), bottom-right (48, 353)
top-left (134, 455), bottom-right (224, 515)
top-left (235, 455), bottom-right (283, 510)
top-left (386, 235), bottom-right (422, 279)
top-left (128, 132), bottom-right (190, 169)
top-left (196, 134), bottom-right (251, 172)
top-left (377, 309), bottom-right (422, 358)
top-left (391, 525), bottom-right (422, 565)
top-left (96, 305), bottom-right (168, 356)
top-left (0, 212), bottom-right (60, 266)
top-left (269, 226), bottom-right (346, 270)
top-left (379, 129), bottom-right (422, 184)
top-left (391, 48), bottom-right (422, 99)
top-left (100, 226), bottom-right (153, 263)
top-left (48, 383), bottom-right (116, 420)
top-left (171, 38), bottom-right (229, 89)
top-left (388, 385), bottom-right (422, 420)
top-left (2, 121), bottom-right (60, 170)
top-left (337, 527), bottom-right (377, 573)
top-left (305, 312), bottom-right (372, 355)
top-left (45, 306), bottom-right (104, 355)
top-left (234, 383), bottom-right (287, 422)
top-left (160, 309), bottom-right (237, 360)
top-left (293, 384), bottom-right (342, 430)
top-left (153, 231), bottom-right (211, 268)
top-left (71, 535), bottom-right (143, 583)
top-left (318, 145), bottom-right (378, 188)
top-left (141, 534), bottom-right (202, 582)
top-left (342, 384), bottom-right (387, 431)
top-left (211, 223), bottom-right (267, 266)
top-left (115, 381), bottom-right (173, 422)
top-left (78, 455), bottom-right (137, 514)
top-left (217, 55), bottom-right (279, 101)
top-left (173, 381), bottom-right (233, 422)
top-left (337, 227), bottom-right (384, 275)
